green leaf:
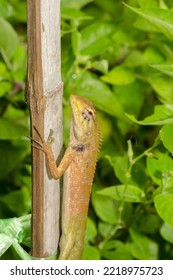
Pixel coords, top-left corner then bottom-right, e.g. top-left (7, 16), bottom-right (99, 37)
top-left (114, 81), bottom-right (146, 118)
top-left (18, 215), bottom-right (31, 248)
top-left (61, 21), bottom-right (76, 36)
top-left (0, 218), bottom-right (22, 238)
top-left (61, 0), bottom-right (93, 9)
top-left (61, 7), bottom-right (92, 20)
top-left (11, 1), bottom-right (26, 23)
top-left (0, 61), bottom-right (11, 80)
top-left (143, 46), bottom-right (165, 65)
top-left (124, 4), bottom-right (173, 41)
top-left (0, 119), bottom-right (28, 140)
top-left (160, 124), bottom-right (173, 153)
top-left (134, 213), bottom-right (161, 234)
top-left (124, 50), bottom-right (144, 67)
top-left (0, 141), bottom-right (28, 180)
top-left (137, 0), bottom-right (159, 8)
top-left (154, 193), bottom-right (173, 227)
top-left (12, 242), bottom-right (32, 260)
top-left (101, 66), bottom-right (135, 85)
top-left (147, 152), bottom-right (173, 186)
top-left (0, 1), bottom-right (13, 19)
top-left (134, 16), bottom-right (161, 32)
top-left (92, 186), bottom-right (119, 224)
top-left (97, 113), bottom-right (112, 142)
top-left (147, 74), bottom-right (173, 104)
top-left (85, 218), bottom-right (97, 243)
top-left (72, 30), bottom-right (81, 56)
top-left (0, 187), bottom-right (31, 216)
top-left (126, 104), bottom-right (173, 125)
top-left (0, 61), bottom-right (6, 76)
top-left (82, 246), bottom-right (100, 260)
top-left (0, 234), bottom-right (13, 257)
top-left (98, 185), bottom-right (145, 203)
top-left (92, 195), bottom-right (119, 225)
top-left (130, 228), bottom-right (158, 260)
top-left (106, 155), bottom-right (129, 184)
top-left (11, 45), bottom-right (27, 81)
top-left (3, 105), bottom-right (27, 121)
top-left (0, 216), bottom-right (32, 259)
top-left (98, 222), bottom-right (114, 238)
top-left (0, 16), bottom-right (18, 59)
top-left (160, 223), bottom-right (173, 244)
top-left (0, 81), bottom-right (11, 97)
top-left (151, 64), bottom-right (173, 77)
top-left (77, 71), bottom-right (124, 118)
top-left (91, 59), bottom-right (108, 74)
top-left (79, 21), bottom-right (115, 56)
top-left (101, 240), bottom-right (132, 260)
top-left (106, 154), bottom-right (147, 188)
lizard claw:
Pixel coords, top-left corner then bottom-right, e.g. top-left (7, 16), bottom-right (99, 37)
top-left (25, 135), bottom-right (44, 151)
top-left (26, 126), bottom-right (54, 153)
top-left (24, 126), bottom-right (44, 152)
top-left (33, 125), bottom-right (44, 143)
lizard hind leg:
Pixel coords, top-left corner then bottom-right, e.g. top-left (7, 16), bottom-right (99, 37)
top-left (58, 233), bottom-right (75, 260)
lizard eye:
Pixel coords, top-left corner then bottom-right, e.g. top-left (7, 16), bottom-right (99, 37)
top-left (87, 109), bottom-right (93, 116)
top-left (82, 108), bottom-right (94, 121)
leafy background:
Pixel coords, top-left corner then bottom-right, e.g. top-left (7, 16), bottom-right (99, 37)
top-left (1, 0), bottom-right (173, 259)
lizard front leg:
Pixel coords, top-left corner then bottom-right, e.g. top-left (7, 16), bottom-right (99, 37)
top-left (31, 128), bottom-right (74, 179)
top-left (44, 144), bottom-right (74, 179)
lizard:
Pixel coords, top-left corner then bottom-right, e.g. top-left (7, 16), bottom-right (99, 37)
top-left (32, 94), bottom-right (100, 260)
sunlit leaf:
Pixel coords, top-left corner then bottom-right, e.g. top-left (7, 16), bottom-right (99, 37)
top-left (61, 7), bottom-right (92, 20)
top-left (126, 104), bottom-right (173, 125)
top-left (160, 223), bottom-right (173, 244)
top-left (61, 0), bottom-right (93, 9)
top-left (0, 16), bottom-right (18, 59)
top-left (124, 4), bottom-right (173, 40)
top-left (101, 66), bottom-right (135, 85)
top-left (0, 119), bottom-right (28, 140)
top-left (101, 240), bottom-right (132, 260)
top-left (160, 124), bottom-right (173, 154)
top-left (98, 185), bottom-right (145, 203)
top-left (79, 21), bottom-right (115, 56)
top-left (0, 234), bottom-right (13, 257)
top-left (151, 64), bottom-right (173, 77)
top-left (0, 141), bottom-right (28, 180)
top-left (154, 193), bottom-right (173, 227)
top-left (92, 186), bottom-right (119, 224)
top-left (82, 246), bottom-right (100, 260)
top-left (130, 228), bottom-right (158, 260)
top-left (85, 218), bottom-right (97, 243)
top-left (147, 152), bottom-right (173, 186)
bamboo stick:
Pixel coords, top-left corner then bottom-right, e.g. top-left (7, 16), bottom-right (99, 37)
top-left (27, 0), bottom-right (62, 258)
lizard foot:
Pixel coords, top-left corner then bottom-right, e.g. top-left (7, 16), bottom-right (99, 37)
top-left (26, 126), bottom-right (54, 153)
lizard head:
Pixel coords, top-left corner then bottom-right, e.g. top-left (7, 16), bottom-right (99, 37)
top-left (70, 94), bottom-right (97, 142)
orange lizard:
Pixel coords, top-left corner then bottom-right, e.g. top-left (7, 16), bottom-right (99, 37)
top-left (33, 95), bottom-right (100, 259)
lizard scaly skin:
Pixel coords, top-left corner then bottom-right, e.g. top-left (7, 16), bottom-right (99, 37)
top-left (38, 95), bottom-right (100, 259)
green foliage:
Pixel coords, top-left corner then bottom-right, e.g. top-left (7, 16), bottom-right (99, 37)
top-left (1, 0), bottom-right (173, 260)
top-left (0, 0), bottom-right (30, 259)
top-left (0, 215), bottom-right (31, 259)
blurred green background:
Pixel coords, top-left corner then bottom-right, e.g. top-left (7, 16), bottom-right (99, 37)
top-left (1, 0), bottom-right (173, 259)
